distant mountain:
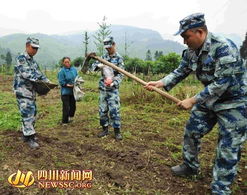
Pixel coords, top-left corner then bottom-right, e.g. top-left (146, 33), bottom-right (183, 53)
top-left (0, 25), bottom-right (185, 68)
top-left (0, 27), bottom-right (24, 37)
top-left (0, 33), bottom-right (84, 68)
top-left (109, 25), bottom-right (184, 57)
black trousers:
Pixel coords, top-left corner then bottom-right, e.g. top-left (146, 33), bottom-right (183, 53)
top-left (61, 95), bottom-right (76, 123)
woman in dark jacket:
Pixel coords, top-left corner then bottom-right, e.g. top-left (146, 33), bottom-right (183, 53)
top-left (57, 57), bottom-right (78, 124)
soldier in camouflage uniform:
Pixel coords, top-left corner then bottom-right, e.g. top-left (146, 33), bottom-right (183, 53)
top-left (13, 37), bottom-right (50, 149)
top-left (92, 36), bottom-right (124, 140)
top-left (145, 13), bottom-right (247, 194)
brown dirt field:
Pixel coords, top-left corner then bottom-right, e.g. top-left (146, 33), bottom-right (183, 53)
top-left (0, 75), bottom-right (246, 195)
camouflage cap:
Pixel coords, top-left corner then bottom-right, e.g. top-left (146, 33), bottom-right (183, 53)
top-left (26, 37), bottom-right (40, 48)
top-left (103, 36), bottom-right (115, 49)
top-left (174, 13), bottom-right (205, 36)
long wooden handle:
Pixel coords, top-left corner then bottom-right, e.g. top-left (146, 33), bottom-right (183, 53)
top-left (93, 56), bottom-right (181, 103)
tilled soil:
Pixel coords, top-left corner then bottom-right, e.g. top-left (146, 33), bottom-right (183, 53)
top-left (0, 75), bottom-right (246, 195)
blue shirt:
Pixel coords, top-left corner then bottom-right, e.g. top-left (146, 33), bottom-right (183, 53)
top-left (57, 67), bottom-right (78, 95)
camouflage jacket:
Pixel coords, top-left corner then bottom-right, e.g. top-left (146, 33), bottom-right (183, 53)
top-left (13, 52), bottom-right (49, 99)
top-left (161, 32), bottom-right (247, 111)
top-left (92, 52), bottom-right (125, 91)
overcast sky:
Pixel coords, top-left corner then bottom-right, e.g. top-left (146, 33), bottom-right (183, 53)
top-left (0, 0), bottom-right (246, 41)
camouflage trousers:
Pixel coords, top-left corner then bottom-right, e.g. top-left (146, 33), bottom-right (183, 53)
top-left (99, 89), bottom-right (121, 129)
top-left (16, 96), bottom-right (37, 136)
top-left (183, 103), bottom-right (247, 194)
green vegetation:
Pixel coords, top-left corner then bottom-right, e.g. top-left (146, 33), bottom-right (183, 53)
top-left (123, 52), bottom-right (181, 75)
top-left (0, 82), bottom-right (20, 131)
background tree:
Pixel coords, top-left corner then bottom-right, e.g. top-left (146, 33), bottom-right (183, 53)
top-left (72, 57), bottom-right (84, 67)
top-left (0, 55), bottom-right (5, 59)
top-left (145, 49), bottom-right (152, 61)
top-left (0, 51), bottom-right (12, 72)
top-left (93, 16), bottom-right (111, 56)
top-left (124, 53), bottom-right (180, 75)
top-left (124, 32), bottom-right (134, 58)
top-left (240, 32), bottom-right (247, 60)
top-left (143, 60), bottom-right (154, 75)
top-left (0, 54), bottom-right (5, 72)
top-left (154, 50), bottom-right (163, 60)
top-left (153, 52), bottom-right (181, 74)
top-left (6, 51), bottom-right (12, 71)
top-left (124, 57), bottom-right (144, 74)
top-left (83, 31), bottom-right (90, 57)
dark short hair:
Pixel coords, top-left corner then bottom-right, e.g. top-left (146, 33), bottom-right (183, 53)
top-left (62, 57), bottom-right (71, 62)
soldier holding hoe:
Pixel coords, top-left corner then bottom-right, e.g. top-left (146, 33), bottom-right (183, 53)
top-left (145, 13), bottom-right (247, 194)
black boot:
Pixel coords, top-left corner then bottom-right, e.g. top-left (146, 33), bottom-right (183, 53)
top-left (22, 134), bottom-right (38, 141)
top-left (171, 163), bottom-right (198, 176)
top-left (98, 126), bottom-right (109, 138)
top-left (114, 128), bottom-right (122, 140)
top-left (23, 134), bottom-right (39, 149)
